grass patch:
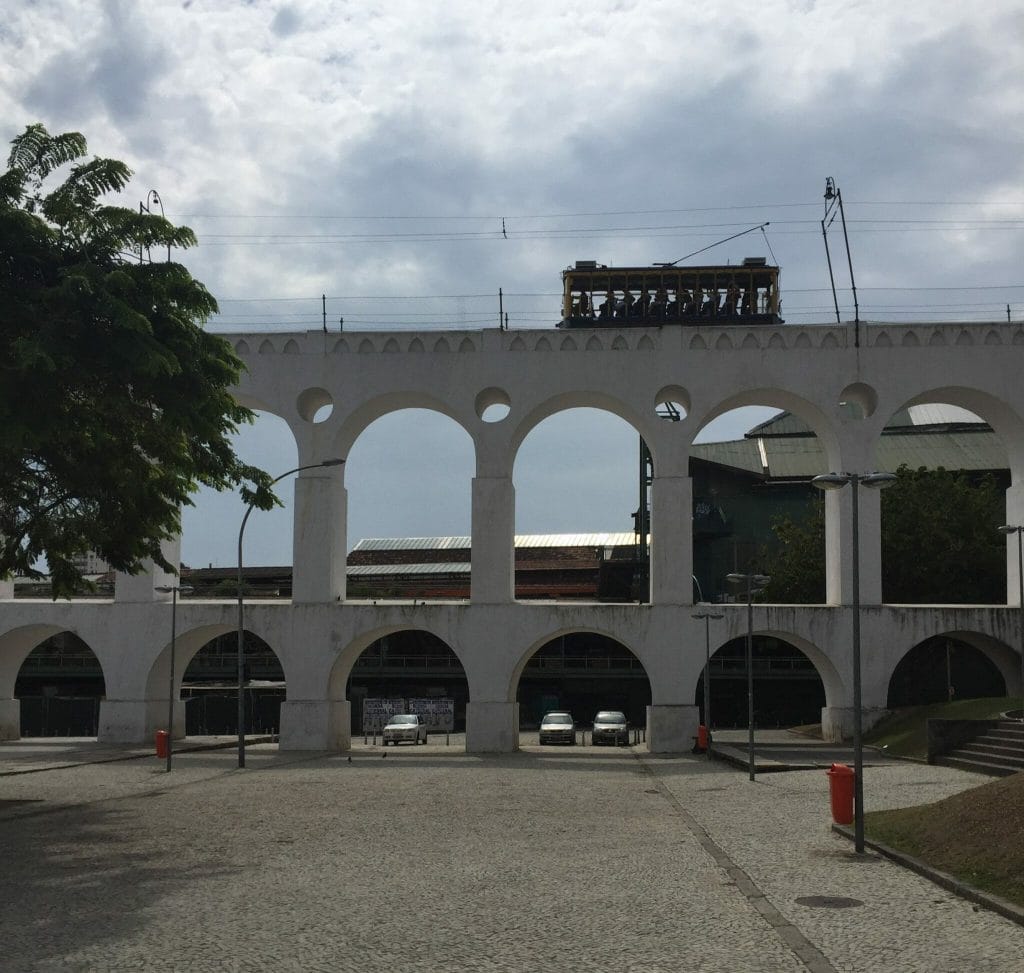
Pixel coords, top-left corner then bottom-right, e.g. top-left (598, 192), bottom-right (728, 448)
top-left (866, 773), bottom-right (1024, 909)
top-left (864, 697), bottom-right (1020, 760)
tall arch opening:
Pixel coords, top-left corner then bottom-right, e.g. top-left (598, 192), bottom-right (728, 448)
top-left (513, 408), bottom-right (640, 602)
top-left (887, 634), bottom-right (1009, 708)
top-left (15, 633), bottom-right (106, 737)
top-left (344, 630), bottom-right (469, 737)
top-left (515, 633), bottom-right (651, 743)
top-left (693, 634), bottom-right (826, 730)
top-left (346, 409), bottom-right (474, 601)
top-left (180, 630), bottom-right (285, 736)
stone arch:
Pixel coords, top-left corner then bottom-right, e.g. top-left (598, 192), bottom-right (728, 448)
top-left (884, 630), bottom-right (1011, 708)
top-left (611, 335), bottom-right (629, 351)
top-left (875, 331), bottom-right (892, 347)
top-left (327, 624), bottom-right (469, 700)
top-left (955, 330), bottom-right (974, 347)
top-left (821, 332), bottom-right (839, 349)
top-left (585, 335), bottom-right (603, 351)
top-left (985, 330), bottom-right (1002, 346)
top-left (283, 339), bottom-right (300, 354)
top-left (332, 391), bottom-right (475, 461)
top-left (383, 338), bottom-right (400, 353)
top-left (458, 337), bottom-right (475, 353)
top-left (509, 391), bottom-right (657, 465)
top-left (794, 332), bottom-right (812, 349)
top-left (689, 334), bottom-right (708, 351)
top-left (535, 336), bottom-right (552, 351)
top-left (715, 334), bottom-right (733, 351)
top-left (333, 338), bottom-right (350, 354)
top-left (768, 332), bottom-right (786, 349)
top-left (560, 336), bottom-right (578, 351)
top-left (258, 339), bottom-right (275, 355)
top-left (509, 336), bottom-right (527, 351)
top-left (740, 333), bottom-right (759, 350)
top-left (234, 340), bottom-right (250, 355)
top-left (434, 338), bottom-right (451, 353)
top-left (902, 331), bottom-right (920, 347)
top-left (358, 338), bottom-right (375, 354)
top-left (506, 627), bottom-right (652, 716)
top-left (637, 335), bottom-right (655, 351)
top-left (409, 337), bottom-right (425, 352)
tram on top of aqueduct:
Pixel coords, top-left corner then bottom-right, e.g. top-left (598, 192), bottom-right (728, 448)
top-left (558, 257), bottom-right (783, 328)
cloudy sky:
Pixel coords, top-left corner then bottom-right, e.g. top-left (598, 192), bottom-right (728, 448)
top-left (4, 0), bottom-right (1024, 567)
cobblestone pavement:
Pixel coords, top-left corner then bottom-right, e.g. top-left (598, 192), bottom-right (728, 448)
top-left (1, 740), bottom-right (1023, 972)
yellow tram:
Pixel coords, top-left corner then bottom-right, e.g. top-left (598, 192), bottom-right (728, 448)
top-left (558, 258), bottom-right (783, 328)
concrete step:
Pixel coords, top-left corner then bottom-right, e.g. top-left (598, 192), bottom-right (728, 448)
top-left (936, 754), bottom-right (1020, 777)
top-left (950, 744), bottom-right (1024, 770)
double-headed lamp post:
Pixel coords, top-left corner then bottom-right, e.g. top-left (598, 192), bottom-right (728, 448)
top-left (812, 470), bottom-right (896, 853)
top-left (692, 606), bottom-right (724, 761)
top-left (237, 458), bottom-right (345, 769)
top-left (997, 525), bottom-right (1024, 714)
top-left (155, 583), bottom-right (192, 773)
top-left (726, 572), bottom-right (770, 781)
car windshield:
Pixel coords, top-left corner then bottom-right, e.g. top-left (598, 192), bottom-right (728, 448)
top-left (542, 712), bottom-right (572, 724)
top-left (595, 712), bottom-right (626, 724)
top-left (388, 715), bottom-right (417, 725)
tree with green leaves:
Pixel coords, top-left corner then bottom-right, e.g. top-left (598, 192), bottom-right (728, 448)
top-left (1, 123), bottom-right (274, 596)
top-left (760, 465), bottom-right (1006, 604)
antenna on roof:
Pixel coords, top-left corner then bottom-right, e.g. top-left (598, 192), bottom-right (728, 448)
top-left (657, 223), bottom-right (769, 267)
top-left (821, 178), bottom-right (860, 346)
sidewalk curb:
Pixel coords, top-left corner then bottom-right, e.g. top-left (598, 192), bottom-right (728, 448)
top-left (0, 736), bottom-right (276, 776)
top-left (831, 823), bottom-right (1024, 929)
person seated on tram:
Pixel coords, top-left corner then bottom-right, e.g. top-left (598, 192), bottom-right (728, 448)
top-left (598, 290), bottom-right (615, 321)
top-left (635, 289), bottom-right (651, 318)
top-left (673, 288), bottom-right (691, 318)
top-left (687, 285), bottom-right (703, 315)
top-left (616, 290), bottom-right (635, 319)
top-left (575, 291), bottom-right (592, 318)
top-left (703, 286), bottom-right (720, 316)
top-left (741, 287), bottom-right (754, 315)
top-left (724, 281), bottom-right (740, 316)
top-left (761, 283), bottom-right (773, 314)
top-left (651, 285), bottom-right (669, 319)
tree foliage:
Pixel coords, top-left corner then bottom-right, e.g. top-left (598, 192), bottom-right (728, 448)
top-left (760, 465), bottom-right (1006, 604)
top-left (1, 124), bottom-right (274, 595)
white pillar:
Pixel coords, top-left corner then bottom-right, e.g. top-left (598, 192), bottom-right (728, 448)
top-left (0, 698), bottom-right (20, 741)
top-left (1005, 484), bottom-right (1024, 605)
top-left (114, 537), bottom-right (181, 603)
top-left (465, 701), bottom-right (518, 752)
top-left (0, 577), bottom-right (13, 601)
top-left (824, 484), bottom-right (883, 605)
top-left (279, 699), bottom-right (351, 750)
top-left (650, 475), bottom-right (693, 606)
top-left (292, 474), bottom-right (346, 604)
top-left (646, 703), bottom-right (699, 753)
top-left (471, 477), bottom-right (515, 604)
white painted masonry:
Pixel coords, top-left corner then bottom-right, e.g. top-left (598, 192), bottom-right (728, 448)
top-left (3, 319), bottom-right (1024, 750)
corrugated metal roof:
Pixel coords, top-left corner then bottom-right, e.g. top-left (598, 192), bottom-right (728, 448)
top-left (351, 532), bottom-right (637, 552)
top-left (347, 562), bottom-right (471, 576)
top-left (691, 430), bottom-right (1007, 478)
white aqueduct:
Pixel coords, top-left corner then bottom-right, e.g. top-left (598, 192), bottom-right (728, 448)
top-left (2, 319), bottom-right (1024, 751)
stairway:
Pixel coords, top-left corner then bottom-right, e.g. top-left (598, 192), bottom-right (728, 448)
top-left (936, 720), bottom-right (1024, 777)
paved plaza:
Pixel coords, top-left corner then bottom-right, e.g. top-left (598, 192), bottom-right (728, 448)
top-left (2, 736), bottom-right (1024, 972)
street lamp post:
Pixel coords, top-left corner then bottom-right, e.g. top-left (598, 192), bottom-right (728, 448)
top-left (726, 572), bottom-right (770, 781)
top-left (692, 606), bottom-right (724, 761)
top-left (237, 459), bottom-right (345, 768)
top-left (155, 583), bottom-right (192, 773)
top-left (813, 470), bottom-right (896, 853)
top-left (997, 524), bottom-right (1024, 715)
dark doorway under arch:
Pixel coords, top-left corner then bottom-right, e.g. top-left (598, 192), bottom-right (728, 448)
top-left (887, 636), bottom-right (1006, 708)
top-left (16, 633), bottom-right (105, 737)
top-left (695, 635), bottom-right (825, 729)
top-left (517, 633), bottom-right (651, 730)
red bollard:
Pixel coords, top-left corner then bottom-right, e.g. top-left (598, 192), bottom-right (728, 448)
top-left (827, 762), bottom-right (855, 825)
top-left (697, 724), bottom-right (709, 751)
top-left (155, 730), bottom-right (170, 759)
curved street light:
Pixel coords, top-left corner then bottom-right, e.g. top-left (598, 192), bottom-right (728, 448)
top-left (812, 470), bottom-right (896, 852)
top-left (692, 606), bottom-right (724, 761)
top-left (155, 582), bottom-right (192, 773)
top-left (237, 459), bottom-right (345, 768)
top-left (997, 525), bottom-right (1024, 718)
top-left (726, 572), bottom-right (770, 781)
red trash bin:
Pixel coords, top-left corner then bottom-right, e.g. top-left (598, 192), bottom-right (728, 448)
top-left (697, 724), bottom-right (709, 751)
top-left (155, 730), bottom-right (170, 759)
top-left (826, 762), bottom-right (855, 825)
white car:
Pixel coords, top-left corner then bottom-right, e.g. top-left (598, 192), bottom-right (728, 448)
top-left (382, 714), bottom-right (428, 745)
top-left (538, 711), bottom-right (575, 745)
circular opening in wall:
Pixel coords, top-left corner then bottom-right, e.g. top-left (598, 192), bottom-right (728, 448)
top-left (297, 387), bottom-right (334, 424)
top-left (838, 382), bottom-right (877, 420)
top-left (655, 385), bottom-right (690, 421)
top-left (475, 387), bottom-right (511, 423)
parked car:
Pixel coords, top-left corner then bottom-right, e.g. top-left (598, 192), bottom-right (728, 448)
top-left (538, 711), bottom-right (575, 745)
top-left (382, 713), bottom-right (428, 745)
top-left (591, 710), bottom-right (629, 746)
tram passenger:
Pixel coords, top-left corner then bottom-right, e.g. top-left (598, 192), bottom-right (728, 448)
top-left (673, 288), bottom-right (691, 319)
top-left (575, 291), bottom-right (591, 317)
top-left (761, 283), bottom-right (773, 314)
top-left (725, 281), bottom-right (740, 316)
top-left (636, 289), bottom-right (651, 319)
top-left (704, 286), bottom-right (720, 317)
top-left (598, 291), bottom-right (615, 321)
top-left (741, 287), bottom-right (754, 315)
top-left (688, 285), bottom-right (703, 316)
top-left (651, 286), bottom-right (669, 319)
top-left (616, 291), bottom-right (635, 319)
